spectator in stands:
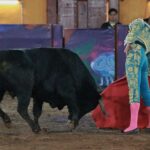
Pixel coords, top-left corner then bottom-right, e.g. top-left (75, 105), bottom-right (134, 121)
top-left (101, 8), bottom-right (120, 29)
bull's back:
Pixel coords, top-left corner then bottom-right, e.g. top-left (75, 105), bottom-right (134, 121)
top-left (26, 48), bottom-right (97, 89)
top-left (0, 50), bottom-right (33, 69)
top-left (26, 48), bottom-right (70, 82)
top-left (57, 49), bottom-right (97, 89)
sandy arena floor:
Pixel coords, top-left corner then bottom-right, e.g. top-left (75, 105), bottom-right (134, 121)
top-left (0, 95), bottom-right (150, 150)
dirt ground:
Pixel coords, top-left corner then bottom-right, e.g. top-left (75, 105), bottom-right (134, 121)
top-left (0, 95), bottom-right (150, 150)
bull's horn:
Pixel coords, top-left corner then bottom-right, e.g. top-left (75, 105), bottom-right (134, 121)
top-left (98, 98), bottom-right (108, 117)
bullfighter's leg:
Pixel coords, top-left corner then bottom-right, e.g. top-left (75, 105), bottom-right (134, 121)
top-left (0, 89), bottom-right (11, 127)
top-left (140, 52), bottom-right (150, 129)
top-left (124, 48), bottom-right (142, 134)
top-left (32, 99), bottom-right (43, 131)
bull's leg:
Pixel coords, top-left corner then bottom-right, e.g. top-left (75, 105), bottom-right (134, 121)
top-left (61, 92), bottom-right (79, 129)
top-left (32, 99), bottom-right (43, 131)
top-left (17, 94), bottom-right (40, 133)
top-left (0, 109), bottom-right (11, 127)
top-left (68, 113), bottom-right (72, 121)
top-left (58, 91), bottom-right (79, 128)
top-left (57, 76), bottom-right (80, 129)
top-left (0, 90), bottom-right (11, 127)
top-left (67, 100), bottom-right (79, 129)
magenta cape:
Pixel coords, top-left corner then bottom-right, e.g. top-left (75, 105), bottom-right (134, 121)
top-left (92, 76), bottom-right (149, 129)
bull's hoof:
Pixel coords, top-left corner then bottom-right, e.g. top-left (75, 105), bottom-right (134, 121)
top-left (3, 115), bottom-right (11, 128)
top-left (4, 122), bottom-right (12, 128)
top-left (67, 120), bottom-right (79, 130)
top-left (32, 126), bottom-right (41, 134)
top-left (73, 120), bottom-right (79, 128)
top-left (42, 128), bottom-right (49, 133)
top-left (67, 121), bottom-right (74, 130)
top-left (32, 128), bottom-right (41, 134)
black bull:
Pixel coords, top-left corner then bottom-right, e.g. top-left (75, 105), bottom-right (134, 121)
top-left (0, 48), bottom-right (106, 133)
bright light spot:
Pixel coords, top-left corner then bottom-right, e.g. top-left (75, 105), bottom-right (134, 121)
top-left (0, 0), bottom-right (19, 5)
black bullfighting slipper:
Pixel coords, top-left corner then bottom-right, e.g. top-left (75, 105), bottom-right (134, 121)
top-left (142, 128), bottom-right (150, 133)
top-left (121, 128), bottom-right (140, 135)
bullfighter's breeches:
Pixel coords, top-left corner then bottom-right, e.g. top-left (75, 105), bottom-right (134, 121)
top-left (125, 46), bottom-right (150, 106)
